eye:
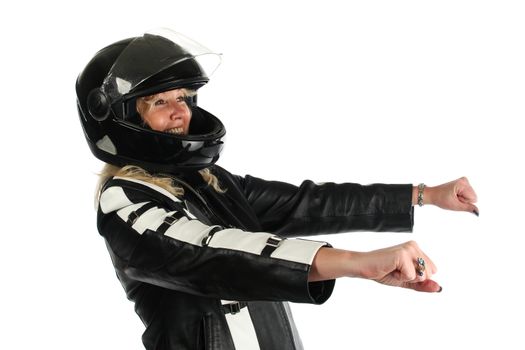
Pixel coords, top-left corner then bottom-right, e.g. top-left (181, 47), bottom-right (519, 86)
top-left (154, 99), bottom-right (166, 106)
top-left (176, 96), bottom-right (185, 103)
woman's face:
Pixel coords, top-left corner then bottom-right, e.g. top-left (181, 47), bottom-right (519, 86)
top-left (139, 89), bottom-right (192, 135)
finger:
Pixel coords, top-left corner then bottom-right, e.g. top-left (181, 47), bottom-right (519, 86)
top-left (414, 257), bottom-right (427, 282)
top-left (419, 252), bottom-right (437, 276)
top-left (405, 279), bottom-right (442, 293)
top-left (459, 190), bottom-right (478, 203)
top-left (457, 178), bottom-right (478, 202)
top-left (408, 242), bottom-right (435, 277)
top-left (455, 199), bottom-right (480, 215)
top-left (398, 242), bottom-right (437, 282)
top-left (395, 257), bottom-right (417, 282)
top-left (414, 256), bottom-right (437, 282)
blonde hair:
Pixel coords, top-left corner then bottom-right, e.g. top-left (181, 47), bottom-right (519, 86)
top-left (96, 164), bottom-right (225, 204)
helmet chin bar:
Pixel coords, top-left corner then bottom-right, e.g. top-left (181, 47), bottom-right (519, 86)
top-left (107, 106), bottom-right (225, 172)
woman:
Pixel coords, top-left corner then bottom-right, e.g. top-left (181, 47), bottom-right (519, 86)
top-left (76, 29), bottom-right (478, 350)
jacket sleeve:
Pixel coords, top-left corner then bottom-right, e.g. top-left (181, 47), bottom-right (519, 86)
top-left (235, 175), bottom-right (414, 237)
top-left (97, 177), bottom-right (334, 304)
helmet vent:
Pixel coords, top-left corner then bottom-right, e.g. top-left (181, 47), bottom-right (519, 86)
top-left (96, 135), bottom-right (117, 155)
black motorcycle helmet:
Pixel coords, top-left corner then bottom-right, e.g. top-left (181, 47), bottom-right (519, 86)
top-left (76, 29), bottom-right (225, 173)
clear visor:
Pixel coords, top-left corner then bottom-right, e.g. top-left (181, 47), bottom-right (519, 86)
top-left (102, 28), bottom-right (221, 102)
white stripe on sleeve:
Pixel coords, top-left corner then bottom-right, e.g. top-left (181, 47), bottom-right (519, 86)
top-left (164, 219), bottom-right (220, 246)
top-left (271, 239), bottom-right (326, 265)
top-left (208, 229), bottom-right (272, 255)
top-left (209, 229), bottom-right (326, 265)
top-left (130, 206), bottom-right (167, 233)
top-left (114, 202), bottom-right (151, 225)
top-left (113, 176), bottom-right (182, 203)
top-left (99, 186), bottom-right (133, 214)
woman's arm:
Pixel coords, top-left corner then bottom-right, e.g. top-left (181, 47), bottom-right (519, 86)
top-left (412, 177), bottom-right (479, 215)
top-left (98, 177), bottom-right (335, 304)
top-left (236, 174), bottom-right (414, 237)
top-left (235, 173), bottom-right (478, 238)
top-left (309, 241), bottom-right (441, 293)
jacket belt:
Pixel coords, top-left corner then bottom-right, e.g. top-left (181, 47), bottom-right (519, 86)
top-left (222, 302), bottom-right (248, 315)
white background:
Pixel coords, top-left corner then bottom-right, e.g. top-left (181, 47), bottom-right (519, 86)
top-left (1, 1), bottom-right (524, 349)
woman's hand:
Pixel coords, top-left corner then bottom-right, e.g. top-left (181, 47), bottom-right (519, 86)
top-left (352, 240), bottom-right (441, 293)
top-left (309, 241), bottom-right (441, 293)
top-left (415, 177), bottom-right (479, 215)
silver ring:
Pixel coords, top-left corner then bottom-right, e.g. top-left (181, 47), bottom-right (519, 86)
top-left (416, 257), bottom-right (426, 276)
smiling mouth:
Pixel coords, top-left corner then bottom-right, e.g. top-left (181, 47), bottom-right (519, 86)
top-left (166, 127), bottom-right (184, 135)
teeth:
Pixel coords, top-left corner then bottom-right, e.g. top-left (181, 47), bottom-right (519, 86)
top-left (166, 127), bottom-right (184, 135)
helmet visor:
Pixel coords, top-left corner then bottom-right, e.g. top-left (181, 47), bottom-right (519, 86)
top-left (102, 28), bottom-right (221, 103)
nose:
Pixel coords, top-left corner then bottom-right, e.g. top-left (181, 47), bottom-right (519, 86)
top-left (169, 101), bottom-right (185, 120)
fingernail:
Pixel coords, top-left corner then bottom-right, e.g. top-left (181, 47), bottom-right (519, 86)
top-left (436, 286), bottom-right (443, 293)
top-left (473, 210), bottom-right (479, 217)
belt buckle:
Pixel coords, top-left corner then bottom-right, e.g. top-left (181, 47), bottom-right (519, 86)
top-left (127, 211), bottom-right (139, 225)
top-left (163, 215), bottom-right (177, 226)
top-left (266, 236), bottom-right (283, 248)
top-left (227, 302), bottom-right (241, 315)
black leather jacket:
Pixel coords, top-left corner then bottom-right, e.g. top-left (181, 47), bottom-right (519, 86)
top-left (97, 165), bottom-right (414, 349)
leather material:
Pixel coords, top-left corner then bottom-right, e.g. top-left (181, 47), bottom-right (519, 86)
top-left (97, 166), bottom-right (413, 349)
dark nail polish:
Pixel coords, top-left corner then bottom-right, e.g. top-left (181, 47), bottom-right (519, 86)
top-left (437, 286), bottom-right (443, 293)
top-left (473, 210), bottom-right (479, 217)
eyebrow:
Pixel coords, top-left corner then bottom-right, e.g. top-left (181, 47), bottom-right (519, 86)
top-left (162, 91), bottom-right (185, 99)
